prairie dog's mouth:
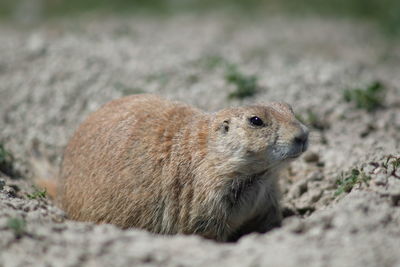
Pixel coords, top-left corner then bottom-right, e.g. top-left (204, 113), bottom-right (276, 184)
top-left (271, 142), bottom-right (307, 161)
top-left (283, 131), bottom-right (309, 159)
top-left (287, 142), bottom-right (308, 159)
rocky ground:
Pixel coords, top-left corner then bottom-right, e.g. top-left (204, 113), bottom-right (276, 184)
top-left (0, 13), bottom-right (400, 266)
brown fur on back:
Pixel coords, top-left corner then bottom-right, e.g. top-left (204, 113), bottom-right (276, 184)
top-left (58, 94), bottom-right (308, 241)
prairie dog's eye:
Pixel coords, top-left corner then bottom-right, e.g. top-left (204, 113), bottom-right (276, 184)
top-left (249, 116), bottom-right (264, 127)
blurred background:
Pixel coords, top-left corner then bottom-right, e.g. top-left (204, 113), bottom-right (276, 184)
top-left (1, 0), bottom-right (399, 36)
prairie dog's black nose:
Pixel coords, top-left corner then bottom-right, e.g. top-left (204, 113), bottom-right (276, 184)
top-left (293, 129), bottom-right (309, 152)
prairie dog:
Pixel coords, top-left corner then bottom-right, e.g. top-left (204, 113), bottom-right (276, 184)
top-left (57, 94), bottom-right (308, 242)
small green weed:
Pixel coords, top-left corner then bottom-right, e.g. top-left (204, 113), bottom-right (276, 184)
top-left (390, 156), bottom-right (400, 169)
top-left (0, 143), bottom-right (15, 177)
top-left (392, 161), bottom-right (400, 170)
top-left (145, 72), bottom-right (170, 86)
top-left (7, 217), bottom-right (26, 238)
top-left (114, 82), bottom-right (144, 96)
top-left (194, 55), bottom-right (260, 99)
top-left (226, 64), bottom-right (259, 99)
top-left (343, 81), bottom-right (386, 112)
top-left (335, 169), bottom-right (371, 196)
top-left (296, 109), bottom-right (328, 131)
top-left (387, 156), bottom-right (400, 169)
top-left (26, 188), bottom-right (47, 200)
top-left (383, 155), bottom-right (400, 178)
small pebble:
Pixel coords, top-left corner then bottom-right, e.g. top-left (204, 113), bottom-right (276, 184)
top-left (304, 152), bottom-right (319, 163)
top-left (3, 185), bottom-right (16, 197)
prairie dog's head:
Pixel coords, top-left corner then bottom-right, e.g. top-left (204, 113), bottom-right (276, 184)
top-left (210, 102), bottom-right (309, 174)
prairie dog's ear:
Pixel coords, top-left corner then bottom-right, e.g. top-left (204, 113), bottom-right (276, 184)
top-left (217, 120), bottom-right (230, 133)
top-left (270, 102), bottom-right (294, 114)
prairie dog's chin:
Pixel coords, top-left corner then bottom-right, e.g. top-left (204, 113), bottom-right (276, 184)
top-left (270, 144), bottom-right (304, 162)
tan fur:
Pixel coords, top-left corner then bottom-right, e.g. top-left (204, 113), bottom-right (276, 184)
top-left (57, 94), bottom-right (308, 241)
